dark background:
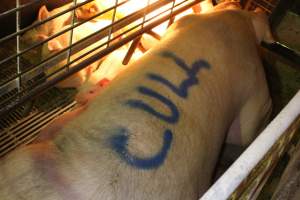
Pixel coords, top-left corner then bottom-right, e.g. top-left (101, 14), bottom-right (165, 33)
top-left (0, 0), bottom-right (73, 38)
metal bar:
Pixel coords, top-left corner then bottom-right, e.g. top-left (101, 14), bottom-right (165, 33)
top-left (16, 0), bottom-right (21, 93)
top-left (261, 41), bottom-right (300, 69)
top-left (0, 0), bottom-right (202, 117)
top-left (168, 0), bottom-right (177, 27)
top-left (146, 30), bottom-right (162, 40)
top-left (107, 0), bottom-right (119, 48)
top-left (138, 42), bottom-right (147, 53)
top-left (200, 91), bottom-right (300, 200)
top-left (269, 0), bottom-right (293, 29)
top-left (121, 0), bottom-right (151, 65)
top-left (66, 0), bottom-right (78, 72)
top-left (141, 0), bottom-right (151, 29)
top-left (122, 35), bottom-right (142, 65)
top-left (262, 0), bottom-right (277, 8)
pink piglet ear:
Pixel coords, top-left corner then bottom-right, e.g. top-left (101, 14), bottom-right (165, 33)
top-left (38, 5), bottom-right (50, 21)
top-left (48, 39), bottom-right (63, 52)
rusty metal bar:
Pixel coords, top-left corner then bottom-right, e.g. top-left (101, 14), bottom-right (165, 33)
top-left (122, 35), bottom-right (142, 65)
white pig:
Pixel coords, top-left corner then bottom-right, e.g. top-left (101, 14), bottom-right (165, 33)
top-left (42, 20), bottom-right (142, 89)
top-left (0, 2), bottom-right (273, 200)
top-left (21, 2), bottom-right (102, 46)
top-left (42, 20), bottom-right (111, 88)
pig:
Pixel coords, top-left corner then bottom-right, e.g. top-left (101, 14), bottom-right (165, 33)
top-left (41, 20), bottom-right (111, 88)
top-left (42, 21), bottom-right (142, 89)
top-left (21, 1), bottom-right (103, 46)
top-left (0, 0), bottom-right (73, 38)
top-left (21, 4), bottom-right (72, 45)
top-left (73, 0), bottom-right (124, 21)
top-left (0, 2), bottom-right (273, 200)
top-left (35, 78), bottom-right (110, 143)
top-left (19, 1), bottom-right (102, 65)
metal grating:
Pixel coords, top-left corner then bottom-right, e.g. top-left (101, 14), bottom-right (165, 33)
top-left (0, 88), bottom-right (77, 157)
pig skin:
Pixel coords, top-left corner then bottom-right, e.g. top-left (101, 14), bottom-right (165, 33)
top-left (0, 9), bottom-right (272, 200)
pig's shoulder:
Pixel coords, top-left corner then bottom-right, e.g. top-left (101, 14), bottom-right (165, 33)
top-left (170, 10), bottom-right (252, 32)
top-left (208, 10), bottom-right (252, 27)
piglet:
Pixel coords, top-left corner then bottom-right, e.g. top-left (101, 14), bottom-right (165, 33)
top-left (21, 2), bottom-right (104, 46)
top-left (0, 2), bottom-right (273, 200)
top-left (43, 20), bottom-right (143, 89)
top-left (42, 20), bottom-right (111, 88)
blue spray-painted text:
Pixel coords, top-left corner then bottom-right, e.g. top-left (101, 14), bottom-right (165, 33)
top-left (110, 51), bottom-right (210, 170)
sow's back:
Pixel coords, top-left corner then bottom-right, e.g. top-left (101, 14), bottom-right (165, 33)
top-left (0, 8), bottom-right (272, 200)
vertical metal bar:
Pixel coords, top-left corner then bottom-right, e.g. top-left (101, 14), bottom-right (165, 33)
top-left (122, 0), bottom-right (150, 65)
top-left (16, 0), bottom-right (21, 93)
top-left (107, 0), bottom-right (119, 48)
top-left (141, 0), bottom-right (151, 29)
top-left (12, 0), bottom-right (21, 148)
top-left (122, 35), bottom-right (142, 65)
top-left (168, 0), bottom-right (176, 27)
top-left (66, 0), bottom-right (78, 71)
